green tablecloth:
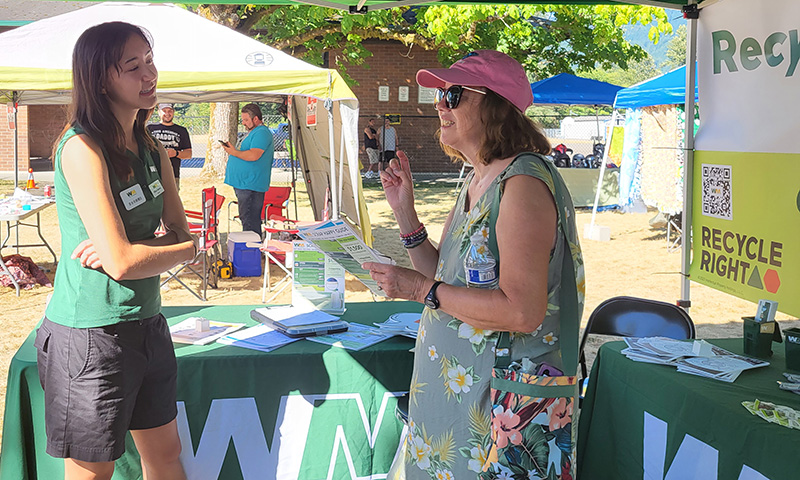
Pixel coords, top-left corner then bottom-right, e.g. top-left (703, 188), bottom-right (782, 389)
top-left (0, 302), bottom-right (419, 480)
top-left (578, 338), bottom-right (800, 479)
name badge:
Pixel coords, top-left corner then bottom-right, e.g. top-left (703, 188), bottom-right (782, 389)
top-left (148, 179), bottom-right (165, 198)
top-left (120, 184), bottom-right (146, 211)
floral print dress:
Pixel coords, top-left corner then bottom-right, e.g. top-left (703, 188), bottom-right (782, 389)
top-left (389, 154), bottom-right (585, 480)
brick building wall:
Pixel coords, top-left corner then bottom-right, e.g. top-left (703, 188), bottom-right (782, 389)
top-left (0, 105), bottom-right (30, 172)
top-left (331, 40), bottom-right (459, 174)
top-left (0, 104), bottom-right (67, 172)
top-left (29, 105), bottom-right (70, 162)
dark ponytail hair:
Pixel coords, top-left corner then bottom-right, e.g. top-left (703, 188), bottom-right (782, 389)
top-left (54, 21), bottom-right (156, 179)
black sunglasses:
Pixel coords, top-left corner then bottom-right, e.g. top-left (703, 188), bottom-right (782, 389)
top-left (434, 85), bottom-right (486, 109)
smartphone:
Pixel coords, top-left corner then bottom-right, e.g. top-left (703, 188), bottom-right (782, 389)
top-left (218, 140), bottom-right (230, 147)
top-left (535, 362), bottom-right (564, 377)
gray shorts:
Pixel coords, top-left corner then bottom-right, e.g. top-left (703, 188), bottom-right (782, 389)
top-left (366, 147), bottom-right (380, 165)
top-left (35, 314), bottom-right (178, 463)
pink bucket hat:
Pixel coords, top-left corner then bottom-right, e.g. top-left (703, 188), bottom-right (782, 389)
top-left (416, 50), bottom-right (533, 112)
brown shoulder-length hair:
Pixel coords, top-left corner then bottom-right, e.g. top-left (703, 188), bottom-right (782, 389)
top-left (438, 90), bottom-right (550, 165)
top-left (53, 22), bottom-right (157, 180)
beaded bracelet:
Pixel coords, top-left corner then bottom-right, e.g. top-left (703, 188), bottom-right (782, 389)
top-left (400, 223), bottom-right (425, 239)
top-left (401, 228), bottom-right (428, 249)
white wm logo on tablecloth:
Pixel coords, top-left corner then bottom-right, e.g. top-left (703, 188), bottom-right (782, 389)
top-left (643, 412), bottom-right (768, 480)
top-left (176, 392), bottom-right (405, 480)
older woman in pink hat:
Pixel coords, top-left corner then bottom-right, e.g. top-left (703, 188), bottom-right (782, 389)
top-left (364, 51), bottom-right (584, 479)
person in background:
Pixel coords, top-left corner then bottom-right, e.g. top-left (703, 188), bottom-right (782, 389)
top-left (37, 21), bottom-right (194, 480)
top-left (221, 103), bottom-right (274, 236)
top-left (378, 116), bottom-right (399, 165)
top-left (363, 116), bottom-right (381, 179)
top-left (147, 103), bottom-right (192, 191)
top-left (363, 50), bottom-right (584, 479)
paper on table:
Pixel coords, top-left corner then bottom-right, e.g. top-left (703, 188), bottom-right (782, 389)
top-left (216, 324), bottom-right (300, 352)
top-left (305, 323), bottom-right (395, 351)
top-left (169, 318), bottom-right (245, 345)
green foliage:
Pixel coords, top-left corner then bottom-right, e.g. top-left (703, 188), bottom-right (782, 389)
top-left (202, 4), bottom-right (673, 85)
top-left (581, 55), bottom-right (661, 87)
top-left (665, 24), bottom-right (687, 70)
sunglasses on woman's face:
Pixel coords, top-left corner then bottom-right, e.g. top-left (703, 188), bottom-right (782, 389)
top-left (434, 85), bottom-right (486, 109)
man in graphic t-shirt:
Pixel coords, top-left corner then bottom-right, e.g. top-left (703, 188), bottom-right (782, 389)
top-left (147, 103), bottom-right (192, 191)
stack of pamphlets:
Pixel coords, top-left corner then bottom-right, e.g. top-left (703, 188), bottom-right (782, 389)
top-left (622, 337), bottom-right (769, 382)
top-left (373, 312), bottom-right (421, 339)
top-left (742, 399), bottom-right (800, 430)
top-left (169, 317), bottom-right (245, 345)
top-left (295, 219), bottom-right (394, 297)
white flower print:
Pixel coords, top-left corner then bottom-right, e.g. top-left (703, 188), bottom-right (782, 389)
top-left (530, 324), bottom-right (543, 338)
top-left (542, 332), bottom-right (558, 345)
top-left (467, 445), bottom-right (488, 472)
top-left (435, 470), bottom-right (455, 480)
top-left (419, 325), bottom-right (427, 343)
top-left (447, 364), bottom-right (473, 394)
top-left (427, 345), bottom-right (439, 361)
top-left (457, 323), bottom-right (491, 345)
top-left (411, 435), bottom-right (432, 470)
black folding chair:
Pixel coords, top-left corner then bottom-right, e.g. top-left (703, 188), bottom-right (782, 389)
top-left (579, 296), bottom-right (696, 394)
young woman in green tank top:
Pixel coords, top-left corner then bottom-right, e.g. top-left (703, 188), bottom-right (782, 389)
top-left (35, 22), bottom-right (195, 480)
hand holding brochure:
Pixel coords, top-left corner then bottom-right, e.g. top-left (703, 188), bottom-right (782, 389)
top-left (295, 219), bottom-right (393, 296)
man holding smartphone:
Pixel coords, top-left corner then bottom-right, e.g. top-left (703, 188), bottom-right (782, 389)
top-left (147, 103), bottom-right (192, 191)
top-left (220, 103), bottom-right (274, 236)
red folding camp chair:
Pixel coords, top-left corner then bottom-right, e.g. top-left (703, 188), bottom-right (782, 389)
top-left (161, 187), bottom-right (225, 301)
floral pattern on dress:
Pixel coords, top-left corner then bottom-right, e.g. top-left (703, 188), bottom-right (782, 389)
top-left (439, 355), bottom-right (481, 402)
top-left (405, 421), bottom-right (458, 479)
top-left (389, 154), bottom-right (583, 480)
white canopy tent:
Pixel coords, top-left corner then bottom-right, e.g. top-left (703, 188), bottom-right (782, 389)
top-left (0, 2), bottom-right (372, 242)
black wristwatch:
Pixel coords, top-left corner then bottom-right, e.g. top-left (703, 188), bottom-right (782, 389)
top-left (424, 281), bottom-right (443, 310)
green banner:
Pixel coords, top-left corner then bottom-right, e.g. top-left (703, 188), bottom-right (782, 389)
top-left (690, 151), bottom-right (800, 316)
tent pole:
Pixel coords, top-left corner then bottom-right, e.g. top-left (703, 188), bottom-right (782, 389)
top-left (338, 125), bottom-right (345, 214)
top-left (12, 92), bottom-right (18, 189)
top-left (680, 0), bottom-right (698, 310)
top-left (588, 109), bottom-right (617, 232)
top-left (325, 98), bottom-right (338, 219)
top-left (288, 118), bottom-right (299, 221)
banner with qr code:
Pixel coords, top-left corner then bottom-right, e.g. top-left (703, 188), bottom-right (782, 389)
top-left (691, 0), bottom-right (800, 316)
top-left (689, 151), bottom-right (800, 316)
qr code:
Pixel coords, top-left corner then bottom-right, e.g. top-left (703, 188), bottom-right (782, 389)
top-left (701, 164), bottom-right (732, 220)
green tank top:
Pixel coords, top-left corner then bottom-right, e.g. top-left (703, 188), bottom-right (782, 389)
top-left (45, 126), bottom-right (164, 328)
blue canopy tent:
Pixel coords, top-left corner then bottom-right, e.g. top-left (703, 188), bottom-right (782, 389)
top-left (610, 65), bottom-right (700, 232)
top-left (531, 73), bottom-right (622, 106)
top-left (614, 65), bottom-right (698, 109)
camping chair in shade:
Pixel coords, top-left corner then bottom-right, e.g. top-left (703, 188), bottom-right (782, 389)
top-left (227, 186), bottom-right (293, 234)
top-left (579, 296), bottom-right (695, 396)
top-left (161, 187), bottom-right (224, 301)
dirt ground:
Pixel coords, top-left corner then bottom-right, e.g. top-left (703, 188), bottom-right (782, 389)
top-left (1, 173), bottom-right (797, 443)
